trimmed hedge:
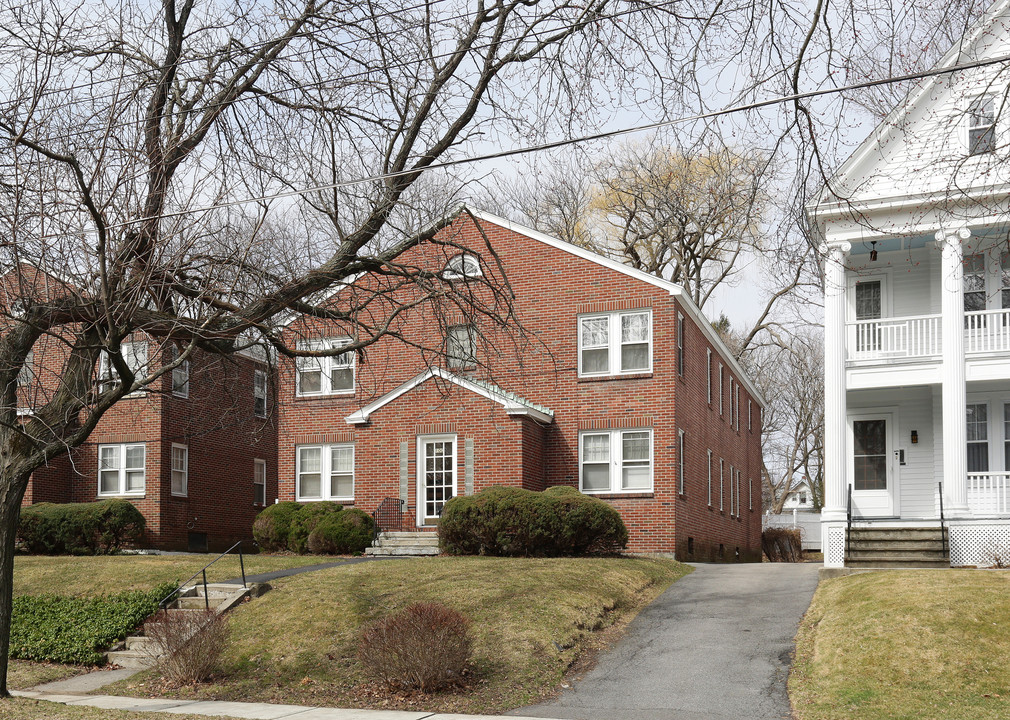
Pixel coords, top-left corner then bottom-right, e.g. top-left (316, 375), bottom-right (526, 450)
top-left (287, 502), bottom-right (343, 554)
top-left (17, 500), bottom-right (145, 555)
top-left (438, 486), bottom-right (628, 556)
top-left (252, 501), bottom-right (303, 551)
top-left (10, 582), bottom-right (177, 664)
top-left (308, 508), bottom-right (375, 555)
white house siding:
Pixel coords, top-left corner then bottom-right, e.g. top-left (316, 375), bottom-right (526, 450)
top-left (890, 247), bottom-right (935, 318)
top-left (849, 386), bottom-right (937, 518)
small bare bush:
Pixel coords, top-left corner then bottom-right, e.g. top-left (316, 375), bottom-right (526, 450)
top-left (762, 527), bottom-right (803, 562)
top-left (145, 609), bottom-right (228, 686)
top-left (358, 602), bottom-right (472, 692)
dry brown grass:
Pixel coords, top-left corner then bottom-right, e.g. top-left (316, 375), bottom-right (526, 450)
top-left (109, 555), bottom-right (689, 714)
top-left (791, 569), bottom-right (1010, 720)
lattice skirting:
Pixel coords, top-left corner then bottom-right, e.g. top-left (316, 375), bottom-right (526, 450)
top-left (949, 522), bottom-right (1010, 567)
top-left (824, 525), bottom-right (846, 568)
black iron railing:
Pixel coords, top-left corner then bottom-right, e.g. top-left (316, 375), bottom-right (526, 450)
top-left (938, 481), bottom-right (949, 564)
top-left (373, 497), bottom-right (405, 541)
top-left (845, 485), bottom-right (853, 566)
top-left (159, 540), bottom-right (246, 610)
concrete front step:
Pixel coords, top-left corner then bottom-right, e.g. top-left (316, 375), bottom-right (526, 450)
top-left (374, 537), bottom-right (440, 547)
top-left (105, 648), bottom-right (160, 669)
top-left (845, 559), bottom-right (952, 569)
top-left (848, 541), bottom-right (946, 552)
top-left (365, 545), bottom-right (439, 556)
top-left (849, 529), bottom-right (945, 541)
top-left (848, 549), bottom-right (948, 561)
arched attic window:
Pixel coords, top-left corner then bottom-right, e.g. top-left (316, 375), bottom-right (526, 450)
top-left (442, 253), bottom-right (482, 280)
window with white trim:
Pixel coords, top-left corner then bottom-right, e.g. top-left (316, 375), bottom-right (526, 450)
top-left (967, 403), bottom-right (989, 472)
top-left (735, 385), bottom-right (740, 430)
top-left (17, 350), bottom-right (32, 387)
top-left (749, 476), bottom-right (753, 511)
top-left (706, 349), bottom-right (712, 404)
top-left (578, 310), bottom-right (651, 376)
top-left (748, 399), bottom-right (753, 431)
top-left (719, 458), bottom-right (725, 511)
top-left (443, 253), bottom-right (482, 280)
top-left (98, 443), bottom-right (145, 496)
top-left (678, 430), bottom-right (685, 495)
top-left (718, 364), bottom-right (724, 415)
top-left (736, 469), bottom-right (742, 516)
top-left (728, 377), bottom-right (734, 425)
top-left (676, 314), bottom-right (685, 377)
top-left (254, 459), bottom-right (267, 506)
top-left (99, 341), bottom-right (148, 393)
top-left (297, 444), bottom-right (354, 501)
top-left (171, 353), bottom-right (190, 397)
top-left (171, 444), bottom-right (188, 496)
top-left (296, 338), bottom-right (354, 396)
top-left (969, 94), bottom-right (996, 156)
top-left (707, 449), bottom-right (713, 506)
top-left (447, 325), bottom-right (477, 368)
top-left (254, 369), bottom-right (268, 417)
top-left (729, 464), bottom-right (735, 517)
top-left (579, 429), bottom-right (653, 493)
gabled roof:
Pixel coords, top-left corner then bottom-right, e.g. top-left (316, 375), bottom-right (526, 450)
top-left (810, 0), bottom-right (1010, 215)
top-left (344, 366), bottom-right (555, 425)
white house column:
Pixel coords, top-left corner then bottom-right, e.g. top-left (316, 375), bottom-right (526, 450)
top-left (936, 228), bottom-right (970, 517)
top-left (822, 241), bottom-right (851, 523)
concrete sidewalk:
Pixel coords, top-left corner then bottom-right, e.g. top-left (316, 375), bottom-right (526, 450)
top-left (11, 690), bottom-right (559, 720)
top-left (513, 562), bottom-right (820, 720)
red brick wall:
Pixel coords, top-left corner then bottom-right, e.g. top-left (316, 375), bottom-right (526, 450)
top-left (277, 213), bottom-right (764, 558)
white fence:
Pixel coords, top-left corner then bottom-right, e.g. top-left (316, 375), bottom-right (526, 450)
top-left (763, 510), bottom-right (822, 550)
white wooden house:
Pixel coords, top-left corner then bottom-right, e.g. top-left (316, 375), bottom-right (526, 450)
top-left (810, 0), bottom-right (1010, 568)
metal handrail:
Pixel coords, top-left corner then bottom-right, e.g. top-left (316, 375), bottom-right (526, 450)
top-left (938, 481), bottom-right (949, 565)
top-left (372, 497), bottom-right (405, 541)
top-left (845, 485), bottom-right (853, 566)
top-left (158, 540), bottom-right (246, 610)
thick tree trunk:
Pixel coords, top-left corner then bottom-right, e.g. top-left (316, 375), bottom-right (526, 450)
top-left (0, 476), bottom-right (26, 699)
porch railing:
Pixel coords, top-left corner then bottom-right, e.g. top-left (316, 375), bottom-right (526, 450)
top-left (964, 309), bottom-right (1010, 354)
top-left (372, 497), bottom-right (405, 541)
top-left (967, 472), bottom-right (1010, 515)
top-left (846, 314), bottom-right (941, 361)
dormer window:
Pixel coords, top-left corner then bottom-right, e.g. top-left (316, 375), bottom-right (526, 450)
top-left (969, 95), bottom-right (996, 156)
top-left (443, 253), bottom-right (481, 280)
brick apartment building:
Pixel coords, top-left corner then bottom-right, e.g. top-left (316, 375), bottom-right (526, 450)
top-left (277, 208), bottom-right (764, 559)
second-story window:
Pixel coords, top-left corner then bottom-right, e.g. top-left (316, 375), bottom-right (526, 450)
top-left (965, 254), bottom-right (986, 314)
top-left (171, 351), bottom-right (190, 398)
top-left (969, 95), bottom-right (996, 156)
top-left (446, 325), bottom-right (477, 368)
top-left (99, 341), bottom-right (148, 393)
top-left (296, 338), bottom-right (354, 396)
top-left (17, 350), bottom-right (32, 387)
top-left (254, 369), bottom-right (268, 417)
top-left (578, 310), bottom-right (651, 377)
top-left (676, 314), bottom-right (685, 377)
top-left (443, 253), bottom-right (482, 280)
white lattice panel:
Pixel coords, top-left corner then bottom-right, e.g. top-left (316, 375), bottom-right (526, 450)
top-left (825, 525), bottom-right (846, 568)
top-left (949, 524), bottom-right (1010, 567)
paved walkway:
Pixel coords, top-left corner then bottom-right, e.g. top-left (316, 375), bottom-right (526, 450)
top-left (513, 562), bottom-right (820, 720)
top-left (11, 690), bottom-right (557, 720)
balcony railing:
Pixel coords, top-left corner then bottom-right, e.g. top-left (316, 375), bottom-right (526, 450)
top-left (846, 314), bottom-right (942, 361)
top-left (967, 472), bottom-right (1010, 515)
top-left (846, 308), bottom-right (1010, 361)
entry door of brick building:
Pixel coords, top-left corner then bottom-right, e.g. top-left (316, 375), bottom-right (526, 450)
top-left (417, 435), bottom-right (457, 525)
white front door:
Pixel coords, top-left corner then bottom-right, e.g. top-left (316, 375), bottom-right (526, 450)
top-left (848, 413), bottom-right (898, 517)
top-left (417, 435), bottom-right (456, 525)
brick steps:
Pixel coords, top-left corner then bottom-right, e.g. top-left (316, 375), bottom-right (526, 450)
top-left (846, 527), bottom-right (949, 570)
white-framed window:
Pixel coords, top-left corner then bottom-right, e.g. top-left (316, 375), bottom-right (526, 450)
top-left (578, 310), bottom-right (652, 377)
top-left (969, 94), bottom-right (996, 156)
top-left (676, 314), bottom-right (685, 377)
top-left (735, 385), bottom-right (740, 430)
top-left (678, 429), bottom-right (685, 495)
top-left (579, 428), bottom-right (653, 493)
top-left (296, 444), bottom-right (354, 501)
top-left (706, 349), bottom-right (712, 404)
top-left (172, 355), bottom-right (190, 398)
top-left (171, 444), bottom-right (188, 496)
top-left (967, 403), bottom-right (989, 472)
top-left (718, 364), bottom-right (724, 415)
top-left (296, 338), bottom-right (354, 396)
top-left (737, 469), bottom-right (742, 516)
top-left (719, 458), bottom-right (725, 511)
top-left (965, 253), bottom-right (986, 316)
top-left (749, 476), bottom-right (753, 511)
top-left (99, 341), bottom-right (148, 393)
top-left (254, 459), bottom-right (267, 506)
top-left (17, 349), bottom-right (32, 387)
top-left (707, 449), bottom-right (713, 507)
top-left (748, 399), bottom-right (753, 432)
top-left (728, 377), bottom-right (734, 425)
top-left (98, 443), bottom-right (145, 496)
top-left (443, 253), bottom-right (482, 280)
top-left (254, 369), bottom-right (268, 417)
top-left (447, 324), bottom-right (477, 368)
top-left (729, 464), bottom-right (735, 517)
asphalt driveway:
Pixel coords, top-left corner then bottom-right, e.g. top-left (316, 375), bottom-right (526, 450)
top-left (513, 562), bottom-right (820, 720)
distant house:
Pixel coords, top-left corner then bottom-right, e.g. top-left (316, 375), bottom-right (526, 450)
top-left (277, 207), bottom-right (766, 560)
top-left (781, 481), bottom-right (815, 511)
top-left (809, 0), bottom-right (1010, 567)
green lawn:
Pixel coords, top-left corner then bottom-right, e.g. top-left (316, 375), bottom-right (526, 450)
top-left (110, 556), bottom-right (689, 714)
top-left (791, 570), bottom-right (1010, 720)
top-left (13, 553), bottom-right (344, 597)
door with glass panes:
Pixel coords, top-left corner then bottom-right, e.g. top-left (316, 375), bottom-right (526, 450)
top-left (417, 435), bottom-right (456, 525)
top-left (848, 413), bottom-right (897, 517)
